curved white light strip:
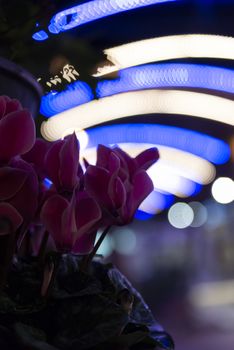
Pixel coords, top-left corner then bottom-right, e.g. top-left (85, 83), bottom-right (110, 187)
top-left (41, 90), bottom-right (234, 141)
top-left (82, 143), bottom-right (215, 188)
top-left (95, 34), bottom-right (234, 76)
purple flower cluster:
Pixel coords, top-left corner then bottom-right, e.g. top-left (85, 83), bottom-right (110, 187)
top-left (0, 95), bottom-right (159, 259)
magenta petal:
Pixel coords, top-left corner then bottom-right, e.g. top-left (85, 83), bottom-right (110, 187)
top-left (0, 96), bottom-right (6, 119)
top-left (75, 196), bottom-right (101, 237)
top-left (22, 138), bottom-right (51, 178)
top-left (61, 190), bottom-right (77, 249)
top-left (83, 157), bottom-right (90, 169)
top-left (5, 99), bottom-right (22, 116)
top-left (85, 166), bottom-right (114, 209)
top-left (73, 229), bottom-right (97, 254)
top-left (113, 147), bottom-right (137, 178)
top-left (59, 133), bottom-right (79, 190)
top-left (0, 167), bottom-right (28, 200)
top-left (0, 203), bottom-right (23, 234)
top-left (128, 170), bottom-right (154, 219)
top-left (0, 109), bottom-right (35, 160)
top-left (135, 147), bottom-right (159, 170)
top-left (112, 177), bottom-right (126, 209)
top-left (45, 140), bottom-right (63, 188)
top-left (108, 152), bottom-right (120, 174)
top-left (107, 153), bottom-right (121, 200)
top-left (8, 159), bottom-right (38, 232)
top-left (41, 194), bottom-right (68, 250)
top-left (2, 96), bottom-right (10, 102)
top-left (96, 144), bottom-right (112, 168)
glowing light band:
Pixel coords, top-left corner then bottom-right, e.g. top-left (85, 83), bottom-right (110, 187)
top-left (84, 124), bottom-right (229, 165)
top-left (40, 81), bottom-right (94, 117)
top-left (83, 142), bottom-right (216, 185)
top-left (32, 0), bottom-right (177, 40)
top-left (41, 90), bottom-right (234, 142)
top-left (96, 34), bottom-right (234, 76)
top-left (32, 30), bottom-right (48, 41)
top-left (97, 63), bottom-right (234, 97)
top-left (41, 63), bottom-right (234, 117)
top-left (138, 190), bottom-right (174, 215)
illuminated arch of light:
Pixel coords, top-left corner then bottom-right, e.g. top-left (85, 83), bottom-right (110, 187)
top-left (41, 63), bottom-right (234, 117)
top-left (32, 0), bottom-right (177, 41)
top-left (95, 34), bottom-right (234, 76)
top-left (84, 124), bottom-right (229, 165)
top-left (40, 81), bottom-right (94, 117)
top-left (97, 63), bottom-right (234, 97)
top-left (41, 90), bottom-right (234, 141)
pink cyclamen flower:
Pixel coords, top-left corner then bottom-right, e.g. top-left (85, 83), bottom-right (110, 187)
top-left (44, 133), bottom-right (83, 193)
top-left (85, 145), bottom-right (159, 225)
top-left (0, 95), bottom-right (35, 162)
top-left (41, 189), bottom-right (101, 253)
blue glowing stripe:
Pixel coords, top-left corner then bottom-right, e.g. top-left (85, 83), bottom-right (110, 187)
top-left (134, 210), bottom-right (155, 220)
top-left (32, 0), bottom-right (177, 40)
top-left (97, 63), bottom-right (234, 97)
top-left (86, 124), bottom-right (230, 164)
top-left (43, 178), bottom-right (53, 189)
top-left (32, 30), bottom-right (48, 41)
top-left (40, 81), bottom-right (94, 117)
top-left (135, 192), bottom-right (174, 219)
top-left (41, 63), bottom-right (234, 117)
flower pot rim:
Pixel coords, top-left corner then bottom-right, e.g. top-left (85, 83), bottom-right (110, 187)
top-left (0, 57), bottom-right (42, 98)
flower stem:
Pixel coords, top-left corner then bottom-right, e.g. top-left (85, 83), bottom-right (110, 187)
top-left (41, 251), bottom-right (61, 298)
top-left (81, 226), bottom-right (111, 272)
top-left (38, 230), bottom-right (49, 263)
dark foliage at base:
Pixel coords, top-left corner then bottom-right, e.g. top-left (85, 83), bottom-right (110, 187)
top-left (0, 255), bottom-right (174, 350)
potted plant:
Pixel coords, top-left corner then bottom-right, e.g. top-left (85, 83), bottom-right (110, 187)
top-left (0, 95), bottom-right (174, 350)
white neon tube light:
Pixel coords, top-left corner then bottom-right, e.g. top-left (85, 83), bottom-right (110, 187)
top-left (95, 34), bottom-right (234, 76)
top-left (41, 89), bottom-right (234, 141)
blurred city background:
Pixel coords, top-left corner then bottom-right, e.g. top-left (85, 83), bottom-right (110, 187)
top-left (1, 1), bottom-right (234, 349)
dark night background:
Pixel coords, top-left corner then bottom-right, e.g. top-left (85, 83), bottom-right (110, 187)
top-left (1, 1), bottom-right (234, 349)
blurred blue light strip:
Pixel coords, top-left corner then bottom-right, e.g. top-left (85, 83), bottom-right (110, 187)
top-left (40, 81), bottom-right (94, 117)
top-left (32, 0), bottom-right (177, 40)
top-left (32, 30), bottom-right (48, 41)
top-left (137, 190), bottom-right (175, 219)
top-left (43, 178), bottom-right (53, 189)
top-left (97, 63), bottom-right (234, 97)
top-left (40, 63), bottom-right (234, 117)
top-left (86, 124), bottom-right (230, 164)
top-left (134, 210), bottom-right (155, 220)
top-left (135, 196), bottom-right (175, 219)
